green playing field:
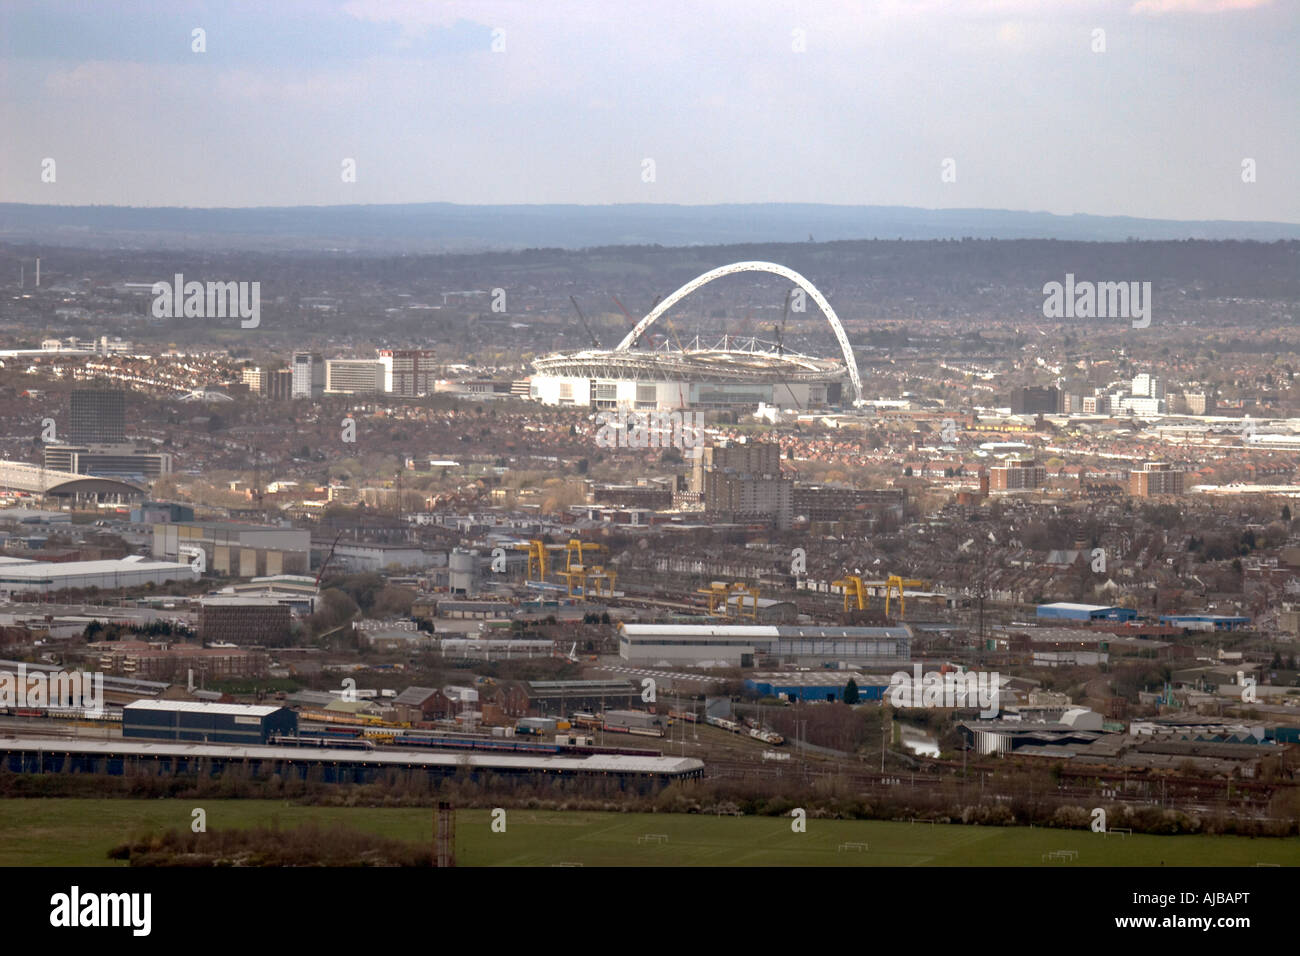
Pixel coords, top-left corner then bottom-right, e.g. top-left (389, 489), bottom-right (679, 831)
top-left (1, 799), bottom-right (1296, 866)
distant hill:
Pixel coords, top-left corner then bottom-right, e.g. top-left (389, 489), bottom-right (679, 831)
top-left (1, 202), bottom-right (1297, 253)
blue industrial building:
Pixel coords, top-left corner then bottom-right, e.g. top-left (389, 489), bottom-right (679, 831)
top-left (1159, 614), bottom-right (1251, 631)
top-left (123, 700), bottom-right (297, 744)
top-left (745, 673), bottom-right (890, 702)
top-left (1036, 602), bottom-right (1137, 623)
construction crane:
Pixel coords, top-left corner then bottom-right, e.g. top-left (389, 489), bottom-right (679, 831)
top-left (616, 293), bottom-right (686, 407)
top-left (569, 296), bottom-right (600, 348)
top-left (315, 530), bottom-right (346, 588)
top-left (617, 293), bottom-right (685, 354)
top-left (626, 294), bottom-right (662, 349)
top-left (770, 288), bottom-right (803, 410)
top-left (774, 287), bottom-right (791, 358)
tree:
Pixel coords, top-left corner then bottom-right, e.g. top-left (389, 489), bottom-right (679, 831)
top-left (844, 678), bottom-right (860, 705)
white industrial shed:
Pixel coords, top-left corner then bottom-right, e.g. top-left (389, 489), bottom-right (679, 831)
top-left (0, 556), bottom-right (198, 595)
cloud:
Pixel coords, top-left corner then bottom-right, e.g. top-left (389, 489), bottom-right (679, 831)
top-left (1130, 0), bottom-right (1274, 14)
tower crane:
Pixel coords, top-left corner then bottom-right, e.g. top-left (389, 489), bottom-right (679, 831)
top-left (315, 530), bottom-right (346, 588)
top-left (569, 296), bottom-right (600, 348)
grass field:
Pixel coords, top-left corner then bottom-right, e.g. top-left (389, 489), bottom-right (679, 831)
top-left (1, 799), bottom-right (1296, 866)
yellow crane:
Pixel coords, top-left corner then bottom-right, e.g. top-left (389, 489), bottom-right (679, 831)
top-left (697, 581), bottom-right (761, 620)
top-left (884, 575), bottom-right (926, 619)
top-left (557, 563), bottom-right (618, 600)
top-left (832, 574), bottom-right (927, 618)
top-left (511, 538), bottom-right (606, 583)
top-left (832, 575), bottom-right (868, 612)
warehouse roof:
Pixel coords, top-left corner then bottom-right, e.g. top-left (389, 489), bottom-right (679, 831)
top-left (0, 557), bottom-right (194, 580)
top-left (620, 623), bottom-right (910, 639)
top-left (393, 686), bottom-right (441, 705)
top-left (527, 679), bottom-right (636, 691)
top-left (1037, 602), bottom-right (1116, 612)
top-left (0, 736), bottom-right (702, 775)
top-left (747, 671), bottom-right (891, 687)
top-left (123, 700), bottom-right (284, 717)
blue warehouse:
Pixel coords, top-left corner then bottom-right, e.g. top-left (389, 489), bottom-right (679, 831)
top-left (1158, 614), bottom-right (1251, 631)
top-left (123, 700), bottom-right (298, 745)
top-left (745, 672), bottom-right (890, 702)
top-left (1036, 602), bottom-right (1137, 623)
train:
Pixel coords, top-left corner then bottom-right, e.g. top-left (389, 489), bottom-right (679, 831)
top-left (705, 714), bottom-right (783, 744)
top-left (295, 709), bottom-right (388, 727)
top-left (389, 731), bottom-right (659, 757)
top-left (271, 732), bottom-right (375, 751)
top-left (706, 715), bottom-right (743, 733)
top-left (294, 723), bottom-right (659, 758)
top-left (0, 705), bottom-right (121, 722)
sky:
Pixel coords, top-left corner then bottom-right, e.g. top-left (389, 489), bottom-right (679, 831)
top-left (0, 0), bottom-right (1296, 222)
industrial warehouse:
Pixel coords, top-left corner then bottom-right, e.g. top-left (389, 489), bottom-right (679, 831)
top-left (617, 622), bottom-right (912, 668)
top-left (0, 555), bottom-right (198, 597)
top-left (122, 700), bottom-right (298, 744)
top-left (0, 737), bottom-right (704, 790)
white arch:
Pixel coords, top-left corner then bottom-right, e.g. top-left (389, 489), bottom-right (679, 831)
top-left (615, 260), bottom-right (863, 404)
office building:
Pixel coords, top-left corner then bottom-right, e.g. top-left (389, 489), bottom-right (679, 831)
top-left (1008, 386), bottom-right (1060, 415)
top-left (379, 348), bottom-right (438, 397)
top-left (240, 367), bottom-right (266, 396)
top-left (199, 597), bottom-right (292, 646)
top-left (68, 389), bottom-right (125, 444)
top-left (44, 444), bottom-right (171, 480)
top-left (1131, 374), bottom-right (1165, 400)
top-left (1117, 396), bottom-right (1164, 416)
top-left (267, 368), bottom-right (294, 400)
top-left (291, 352), bottom-right (324, 399)
top-left (325, 359), bottom-right (386, 395)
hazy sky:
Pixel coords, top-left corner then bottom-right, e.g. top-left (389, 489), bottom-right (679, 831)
top-left (1, 0), bottom-right (1295, 221)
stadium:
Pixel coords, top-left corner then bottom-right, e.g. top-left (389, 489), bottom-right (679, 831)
top-left (529, 261), bottom-right (865, 411)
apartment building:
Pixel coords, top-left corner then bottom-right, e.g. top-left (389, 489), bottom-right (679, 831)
top-left (687, 441), bottom-right (792, 530)
top-left (1129, 462), bottom-right (1185, 497)
top-left (989, 459), bottom-right (1046, 491)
